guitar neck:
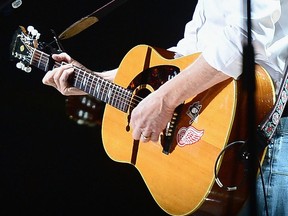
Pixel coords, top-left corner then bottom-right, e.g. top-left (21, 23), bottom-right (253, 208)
top-left (31, 48), bottom-right (133, 113)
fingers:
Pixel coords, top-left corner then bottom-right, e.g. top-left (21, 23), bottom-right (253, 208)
top-left (53, 65), bottom-right (74, 92)
top-left (134, 130), bottom-right (152, 143)
top-left (140, 133), bottom-right (151, 143)
top-left (150, 132), bottom-right (160, 142)
top-left (51, 52), bottom-right (72, 63)
top-left (132, 129), bottom-right (159, 143)
top-left (42, 63), bottom-right (74, 95)
top-left (42, 52), bottom-right (73, 90)
top-left (42, 53), bottom-right (88, 95)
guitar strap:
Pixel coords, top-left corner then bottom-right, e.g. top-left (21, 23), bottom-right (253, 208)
top-left (257, 63), bottom-right (288, 150)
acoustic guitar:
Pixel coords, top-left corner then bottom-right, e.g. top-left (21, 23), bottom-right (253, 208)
top-left (10, 25), bottom-right (275, 215)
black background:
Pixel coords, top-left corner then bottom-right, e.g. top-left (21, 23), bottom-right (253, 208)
top-left (0, 1), bottom-right (197, 215)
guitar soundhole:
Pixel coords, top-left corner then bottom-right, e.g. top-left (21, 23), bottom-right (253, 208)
top-left (128, 64), bottom-right (180, 98)
top-left (127, 65), bottom-right (180, 110)
top-left (135, 88), bottom-right (151, 101)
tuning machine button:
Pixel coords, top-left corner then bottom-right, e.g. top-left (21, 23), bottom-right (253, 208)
top-left (16, 61), bottom-right (24, 69)
top-left (16, 61), bottom-right (32, 73)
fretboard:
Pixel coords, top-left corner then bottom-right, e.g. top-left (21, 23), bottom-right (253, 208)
top-left (31, 47), bottom-right (134, 113)
top-left (71, 65), bottom-right (133, 112)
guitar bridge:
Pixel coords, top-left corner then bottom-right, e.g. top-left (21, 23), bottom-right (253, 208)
top-left (162, 105), bottom-right (182, 154)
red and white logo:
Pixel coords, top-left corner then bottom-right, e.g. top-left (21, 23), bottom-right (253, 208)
top-left (177, 126), bottom-right (204, 147)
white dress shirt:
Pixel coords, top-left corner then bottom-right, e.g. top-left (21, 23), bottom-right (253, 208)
top-left (170, 0), bottom-right (288, 93)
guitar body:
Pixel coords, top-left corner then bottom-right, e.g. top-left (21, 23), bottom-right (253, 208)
top-left (101, 45), bottom-right (275, 215)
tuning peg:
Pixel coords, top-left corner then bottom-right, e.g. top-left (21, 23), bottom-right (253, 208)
top-left (27, 25), bottom-right (34, 33)
top-left (16, 61), bottom-right (32, 73)
top-left (23, 66), bottom-right (32, 73)
top-left (16, 61), bottom-right (24, 69)
top-left (36, 32), bottom-right (41, 40)
top-left (31, 29), bottom-right (38, 37)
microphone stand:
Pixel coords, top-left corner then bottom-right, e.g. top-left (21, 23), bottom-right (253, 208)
top-left (242, 0), bottom-right (257, 215)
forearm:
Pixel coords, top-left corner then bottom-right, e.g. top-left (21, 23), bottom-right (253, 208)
top-left (157, 54), bottom-right (231, 108)
top-left (92, 68), bottom-right (118, 82)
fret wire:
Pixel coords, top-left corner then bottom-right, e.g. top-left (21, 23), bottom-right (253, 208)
top-left (83, 74), bottom-right (88, 91)
top-left (106, 83), bottom-right (112, 104)
top-left (111, 84), bottom-right (120, 109)
top-left (97, 78), bottom-right (103, 100)
top-left (94, 76), bottom-right (100, 97)
top-left (119, 86), bottom-right (125, 111)
top-left (103, 80), bottom-right (109, 103)
top-left (110, 85), bottom-right (117, 107)
top-left (82, 71), bottom-right (86, 90)
top-left (37, 52), bottom-right (42, 69)
top-left (86, 72), bottom-right (91, 92)
top-left (115, 86), bottom-right (121, 109)
top-left (106, 83), bottom-right (111, 103)
top-left (87, 73), bottom-right (93, 94)
top-left (100, 79), bottom-right (105, 102)
top-left (30, 47), bottom-right (36, 65)
top-left (119, 87), bottom-right (125, 111)
top-left (121, 87), bottom-right (126, 111)
top-left (114, 86), bottom-right (120, 107)
top-left (107, 84), bottom-right (113, 105)
top-left (96, 77), bottom-right (101, 96)
top-left (80, 70), bottom-right (86, 90)
top-left (102, 80), bottom-right (108, 102)
top-left (91, 75), bottom-right (97, 96)
top-left (77, 71), bottom-right (82, 89)
top-left (78, 70), bottom-right (83, 89)
top-left (107, 83), bottom-right (113, 104)
top-left (115, 85), bottom-right (121, 110)
top-left (121, 89), bottom-right (129, 111)
top-left (74, 67), bottom-right (81, 88)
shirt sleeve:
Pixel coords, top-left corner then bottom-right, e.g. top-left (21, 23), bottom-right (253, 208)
top-left (203, 0), bottom-right (281, 79)
top-left (170, 0), bottom-right (282, 80)
top-left (168, 1), bottom-right (204, 56)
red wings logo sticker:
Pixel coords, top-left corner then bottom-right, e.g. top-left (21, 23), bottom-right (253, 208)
top-left (177, 126), bottom-right (204, 147)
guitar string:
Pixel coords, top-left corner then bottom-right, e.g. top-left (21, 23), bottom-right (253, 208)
top-left (27, 45), bottom-right (150, 111)
top-left (54, 61), bottom-right (143, 110)
top-left (31, 47), bottom-right (153, 110)
top-left (32, 48), bottom-right (144, 111)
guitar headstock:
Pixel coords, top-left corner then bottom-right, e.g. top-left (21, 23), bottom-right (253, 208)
top-left (10, 25), bottom-right (41, 73)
